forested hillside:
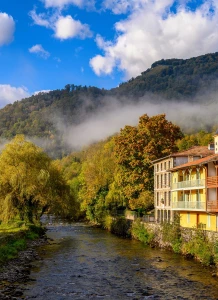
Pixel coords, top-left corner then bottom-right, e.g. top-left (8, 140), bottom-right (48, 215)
top-left (113, 52), bottom-right (218, 98)
top-left (1, 52), bottom-right (218, 157)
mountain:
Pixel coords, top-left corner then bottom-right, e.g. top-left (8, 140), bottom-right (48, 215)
top-left (112, 52), bottom-right (218, 99)
top-left (1, 52), bottom-right (218, 157)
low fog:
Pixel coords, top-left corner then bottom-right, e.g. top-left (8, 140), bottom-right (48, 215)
top-left (60, 90), bottom-right (218, 150)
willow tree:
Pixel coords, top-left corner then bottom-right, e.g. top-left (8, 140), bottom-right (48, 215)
top-left (0, 135), bottom-right (71, 223)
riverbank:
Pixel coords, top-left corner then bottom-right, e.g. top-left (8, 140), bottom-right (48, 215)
top-left (103, 215), bottom-right (218, 275)
top-left (0, 225), bottom-right (48, 299)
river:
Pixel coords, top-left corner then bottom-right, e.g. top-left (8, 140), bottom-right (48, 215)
top-left (20, 219), bottom-right (218, 300)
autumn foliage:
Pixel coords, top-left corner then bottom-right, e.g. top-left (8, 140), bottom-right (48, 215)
top-left (114, 114), bottom-right (183, 202)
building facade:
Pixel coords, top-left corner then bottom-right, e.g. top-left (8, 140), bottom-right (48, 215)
top-left (153, 146), bottom-right (214, 223)
top-left (171, 153), bottom-right (218, 231)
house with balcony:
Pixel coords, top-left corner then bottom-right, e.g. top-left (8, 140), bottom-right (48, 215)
top-left (170, 151), bottom-right (218, 231)
top-left (152, 146), bottom-right (214, 223)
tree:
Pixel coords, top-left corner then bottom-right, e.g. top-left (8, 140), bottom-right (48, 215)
top-left (114, 114), bottom-right (183, 206)
top-left (0, 135), bottom-right (71, 223)
top-left (78, 138), bottom-right (117, 223)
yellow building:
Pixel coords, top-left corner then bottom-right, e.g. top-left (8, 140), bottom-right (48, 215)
top-left (152, 146), bottom-right (213, 223)
top-left (171, 153), bottom-right (218, 231)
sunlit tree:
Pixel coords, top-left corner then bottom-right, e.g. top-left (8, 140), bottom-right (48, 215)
top-left (0, 135), bottom-right (72, 223)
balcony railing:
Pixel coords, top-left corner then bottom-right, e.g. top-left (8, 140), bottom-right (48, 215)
top-left (207, 176), bottom-right (218, 188)
top-left (172, 179), bottom-right (205, 190)
top-left (172, 201), bottom-right (206, 210)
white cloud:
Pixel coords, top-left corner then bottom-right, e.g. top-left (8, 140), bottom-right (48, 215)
top-left (0, 12), bottom-right (15, 46)
top-left (41, 0), bottom-right (96, 9)
top-left (91, 0), bottom-right (218, 78)
top-left (30, 8), bottom-right (92, 40)
top-left (42, 0), bottom-right (83, 9)
top-left (90, 54), bottom-right (115, 75)
top-left (34, 90), bottom-right (51, 95)
top-left (29, 44), bottom-right (50, 59)
top-left (55, 15), bottom-right (92, 39)
top-left (29, 9), bottom-right (51, 28)
top-left (0, 85), bottom-right (30, 108)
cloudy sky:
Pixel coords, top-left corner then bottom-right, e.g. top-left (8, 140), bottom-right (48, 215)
top-left (0, 0), bottom-right (218, 107)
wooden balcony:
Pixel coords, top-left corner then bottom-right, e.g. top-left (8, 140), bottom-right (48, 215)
top-left (207, 176), bottom-right (218, 188)
top-left (207, 200), bottom-right (218, 212)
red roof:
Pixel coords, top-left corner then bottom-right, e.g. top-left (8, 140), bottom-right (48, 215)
top-left (152, 146), bottom-right (214, 163)
top-left (171, 146), bottom-right (214, 157)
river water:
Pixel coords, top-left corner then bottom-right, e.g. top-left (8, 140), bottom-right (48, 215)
top-left (20, 220), bottom-right (218, 300)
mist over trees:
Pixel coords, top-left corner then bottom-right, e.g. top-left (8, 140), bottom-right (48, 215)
top-left (0, 52), bottom-right (218, 157)
top-left (1, 52), bottom-right (218, 225)
top-left (56, 114), bottom-right (184, 224)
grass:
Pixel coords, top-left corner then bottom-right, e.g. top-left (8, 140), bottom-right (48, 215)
top-left (0, 221), bottom-right (45, 265)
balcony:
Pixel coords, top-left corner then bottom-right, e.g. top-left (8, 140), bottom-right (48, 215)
top-left (207, 176), bottom-right (218, 188)
top-left (171, 179), bottom-right (205, 190)
top-left (172, 201), bottom-right (206, 211)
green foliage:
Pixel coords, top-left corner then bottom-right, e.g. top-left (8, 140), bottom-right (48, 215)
top-left (0, 224), bottom-right (44, 265)
top-left (115, 52), bottom-right (218, 99)
top-left (177, 130), bottom-right (213, 150)
top-left (103, 215), bottom-right (113, 231)
top-left (162, 215), bottom-right (182, 253)
top-left (0, 53), bottom-right (218, 157)
top-left (182, 228), bottom-right (214, 266)
top-left (131, 219), bottom-right (154, 244)
top-left (109, 217), bottom-right (131, 237)
top-left (0, 135), bottom-right (75, 224)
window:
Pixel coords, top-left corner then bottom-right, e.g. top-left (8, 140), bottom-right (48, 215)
top-left (168, 161), bottom-right (171, 169)
top-left (157, 175), bottom-right (159, 188)
top-left (207, 215), bottom-right (211, 228)
top-left (168, 191), bottom-right (171, 206)
top-left (157, 192), bottom-right (159, 206)
top-left (168, 173), bottom-right (171, 186)
top-left (161, 174), bottom-right (163, 188)
top-left (161, 163), bottom-right (162, 171)
top-left (164, 162), bottom-right (166, 170)
top-left (187, 212), bottom-right (190, 224)
top-left (156, 164), bottom-right (159, 172)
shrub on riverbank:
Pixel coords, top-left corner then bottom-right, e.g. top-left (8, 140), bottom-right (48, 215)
top-left (162, 216), bottom-right (182, 253)
top-left (0, 223), bottom-right (45, 265)
top-left (131, 219), bottom-right (154, 244)
top-left (103, 215), bottom-right (131, 237)
top-left (181, 228), bottom-right (214, 266)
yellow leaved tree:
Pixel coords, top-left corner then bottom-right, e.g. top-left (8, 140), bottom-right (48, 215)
top-left (0, 135), bottom-right (71, 224)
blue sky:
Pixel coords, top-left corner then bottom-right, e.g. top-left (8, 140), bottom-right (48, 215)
top-left (0, 0), bottom-right (218, 107)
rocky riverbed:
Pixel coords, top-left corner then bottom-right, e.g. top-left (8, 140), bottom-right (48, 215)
top-left (0, 236), bottom-right (48, 299)
top-left (1, 222), bottom-right (218, 300)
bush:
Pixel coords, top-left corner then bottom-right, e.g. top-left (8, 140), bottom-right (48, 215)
top-left (103, 215), bottom-right (113, 231)
top-left (131, 219), bottom-right (154, 244)
top-left (110, 217), bottom-right (131, 237)
top-left (181, 228), bottom-right (214, 266)
top-left (162, 215), bottom-right (182, 253)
